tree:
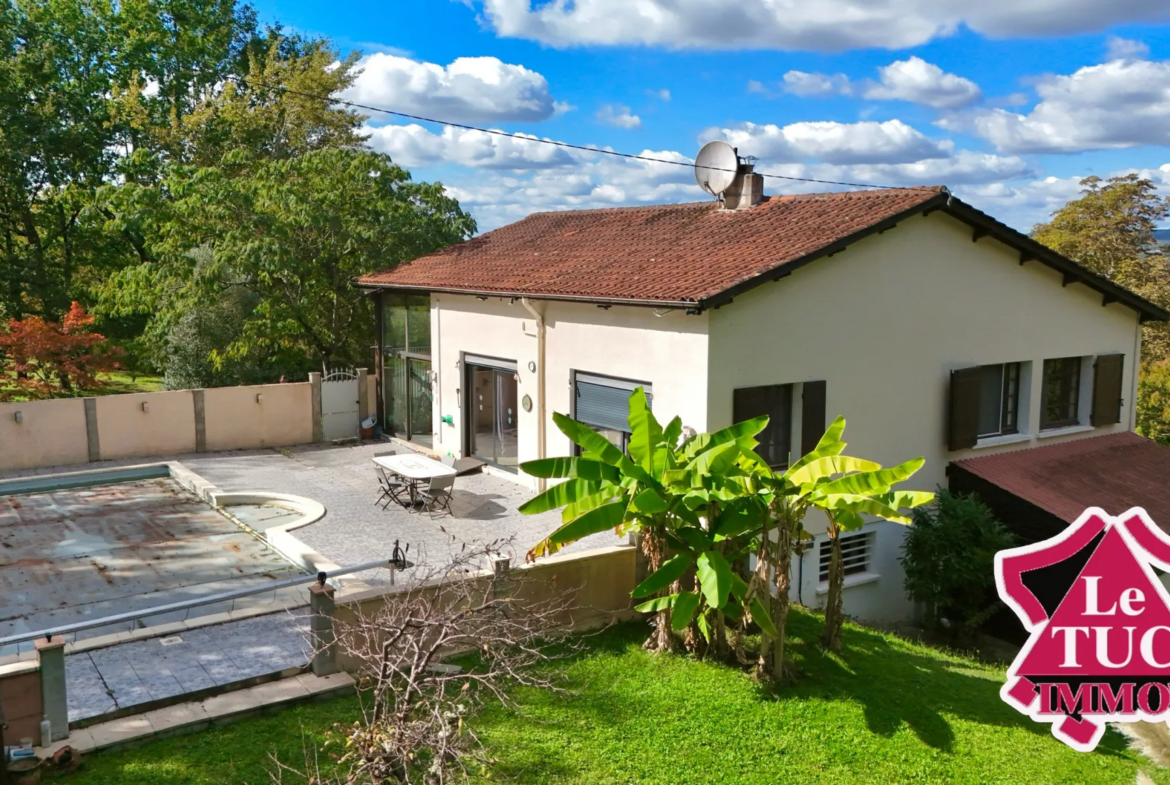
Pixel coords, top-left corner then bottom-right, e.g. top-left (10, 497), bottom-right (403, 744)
top-left (1136, 360), bottom-right (1170, 444)
top-left (112, 148), bottom-right (473, 373)
top-left (0, 302), bottom-right (122, 399)
top-left (899, 488), bottom-right (1015, 645)
top-left (1033, 175), bottom-right (1170, 361)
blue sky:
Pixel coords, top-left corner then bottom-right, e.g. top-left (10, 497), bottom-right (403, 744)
top-left (250, 0), bottom-right (1170, 232)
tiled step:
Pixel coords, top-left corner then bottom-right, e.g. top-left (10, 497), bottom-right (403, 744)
top-left (36, 671), bottom-right (354, 758)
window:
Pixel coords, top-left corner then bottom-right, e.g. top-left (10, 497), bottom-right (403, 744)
top-left (977, 362), bottom-right (1021, 438)
top-left (733, 385), bottom-right (793, 468)
top-left (573, 373), bottom-right (652, 454)
top-left (381, 292), bottom-right (432, 446)
top-left (819, 531), bottom-right (874, 582)
top-left (1041, 357), bottom-right (1082, 429)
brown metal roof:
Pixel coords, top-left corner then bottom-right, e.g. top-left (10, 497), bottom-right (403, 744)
top-left (951, 432), bottom-right (1170, 524)
top-left (356, 187), bottom-right (1169, 321)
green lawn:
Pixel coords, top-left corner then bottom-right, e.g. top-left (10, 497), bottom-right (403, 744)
top-left (63, 609), bottom-right (1163, 785)
top-left (0, 370), bottom-right (163, 400)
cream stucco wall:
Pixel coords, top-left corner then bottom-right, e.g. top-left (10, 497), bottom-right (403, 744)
top-left (708, 211), bottom-right (1143, 623)
top-left (203, 381), bottom-right (314, 451)
top-left (430, 294), bottom-right (709, 489)
top-left (0, 399), bottom-right (88, 472)
top-left (95, 391), bottom-right (197, 460)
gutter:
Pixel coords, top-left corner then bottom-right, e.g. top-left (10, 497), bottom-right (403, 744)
top-left (354, 283), bottom-right (697, 313)
top-left (520, 298), bottom-right (547, 493)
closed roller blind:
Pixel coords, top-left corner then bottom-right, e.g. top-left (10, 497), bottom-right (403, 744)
top-left (575, 378), bottom-right (652, 432)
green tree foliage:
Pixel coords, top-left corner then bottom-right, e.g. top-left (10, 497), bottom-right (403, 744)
top-left (1137, 360), bottom-right (1170, 444)
top-left (0, 0), bottom-right (252, 321)
top-left (1033, 174), bottom-right (1170, 360)
top-left (899, 488), bottom-right (1015, 645)
top-left (119, 148), bottom-right (474, 372)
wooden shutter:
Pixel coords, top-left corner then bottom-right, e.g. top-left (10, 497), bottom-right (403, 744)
top-left (734, 386), bottom-right (791, 467)
top-left (948, 367), bottom-right (982, 451)
top-left (1090, 353), bottom-right (1124, 426)
top-left (801, 380), bottom-right (827, 456)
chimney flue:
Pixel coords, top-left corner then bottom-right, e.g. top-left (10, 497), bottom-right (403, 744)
top-left (721, 162), bottom-right (764, 210)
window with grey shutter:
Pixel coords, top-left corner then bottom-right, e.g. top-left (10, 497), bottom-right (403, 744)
top-left (1091, 353), bottom-right (1125, 426)
top-left (948, 367), bottom-right (983, 451)
top-left (573, 373), bottom-right (652, 451)
top-left (801, 380), bottom-right (827, 456)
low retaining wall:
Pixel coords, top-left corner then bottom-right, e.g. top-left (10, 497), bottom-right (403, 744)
top-left (332, 544), bottom-right (639, 673)
top-left (0, 660), bottom-right (42, 742)
top-left (0, 371), bottom-right (373, 473)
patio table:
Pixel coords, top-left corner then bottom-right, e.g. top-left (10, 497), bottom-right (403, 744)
top-left (373, 454), bottom-right (457, 507)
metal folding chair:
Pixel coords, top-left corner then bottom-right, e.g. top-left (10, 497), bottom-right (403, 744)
top-left (375, 466), bottom-right (408, 509)
top-left (418, 474), bottom-right (455, 519)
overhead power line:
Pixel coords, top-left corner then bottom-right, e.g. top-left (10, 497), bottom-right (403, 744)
top-left (231, 75), bottom-right (936, 192)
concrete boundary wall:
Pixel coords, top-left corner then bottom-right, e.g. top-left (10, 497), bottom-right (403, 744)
top-left (0, 659), bottom-right (43, 742)
top-left (332, 544), bottom-right (639, 673)
top-left (0, 373), bottom-right (353, 474)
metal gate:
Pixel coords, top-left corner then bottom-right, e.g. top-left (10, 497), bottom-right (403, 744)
top-left (321, 368), bottom-right (360, 441)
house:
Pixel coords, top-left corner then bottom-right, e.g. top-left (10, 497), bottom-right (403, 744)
top-left (356, 168), bottom-right (1168, 626)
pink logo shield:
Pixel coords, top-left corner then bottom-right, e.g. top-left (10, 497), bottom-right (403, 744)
top-left (996, 507), bottom-right (1170, 751)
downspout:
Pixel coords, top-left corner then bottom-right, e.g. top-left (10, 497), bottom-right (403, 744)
top-left (520, 298), bottom-right (547, 492)
top-left (1131, 318), bottom-right (1143, 432)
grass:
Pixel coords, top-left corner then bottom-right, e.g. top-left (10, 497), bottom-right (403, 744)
top-left (62, 609), bottom-right (1165, 785)
top-left (0, 370), bottom-right (163, 400)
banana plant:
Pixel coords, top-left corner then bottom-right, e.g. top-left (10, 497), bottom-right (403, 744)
top-left (518, 387), bottom-right (770, 654)
top-left (767, 416), bottom-right (933, 653)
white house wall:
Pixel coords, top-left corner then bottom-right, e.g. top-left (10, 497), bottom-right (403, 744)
top-left (430, 294), bottom-right (710, 490)
top-left (707, 211), bottom-right (1142, 625)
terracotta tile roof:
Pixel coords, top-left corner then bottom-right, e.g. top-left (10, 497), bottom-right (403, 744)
top-left (951, 432), bottom-right (1170, 525)
top-left (357, 187), bottom-right (947, 304)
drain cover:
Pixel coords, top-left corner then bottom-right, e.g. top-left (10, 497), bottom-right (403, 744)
top-left (158, 636), bottom-right (184, 646)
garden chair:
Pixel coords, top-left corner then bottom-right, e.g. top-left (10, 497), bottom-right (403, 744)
top-left (375, 466), bottom-right (409, 510)
top-left (418, 474), bottom-right (455, 519)
top-left (440, 455), bottom-right (456, 467)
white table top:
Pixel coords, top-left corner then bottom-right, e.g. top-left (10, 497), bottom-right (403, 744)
top-left (373, 454), bottom-right (457, 480)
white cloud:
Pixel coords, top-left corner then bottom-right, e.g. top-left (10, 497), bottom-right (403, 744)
top-left (648, 88), bottom-right (671, 101)
top-left (596, 104), bottom-right (642, 129)
top-left (863, 57), bottom-right (981, 108)
top-left (782, 71), bottom-right (853, 97)
top-left (940, 59), bottom-right (1170, 153)
top-left (365, 124), bottom-right (580, 169)
top-left (1106, 35), bottom-right (1150, 61)
top-left (706, 119), bottom-right (951, 165)
top-left (477, 0), bottom-right (1170, 52)
top-left (340, 53), bottom-right (559, 124)
top-left (780, 58), bottom-right (979, 108)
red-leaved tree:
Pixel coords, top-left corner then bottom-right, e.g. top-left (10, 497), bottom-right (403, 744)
top-left (0, 303), bottom-right (122, 400)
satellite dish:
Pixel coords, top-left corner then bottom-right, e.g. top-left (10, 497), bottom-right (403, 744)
top-left (694, 140), bottom-right (738, 197)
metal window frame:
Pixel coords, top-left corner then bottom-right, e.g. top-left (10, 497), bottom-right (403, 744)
top-left (1040, 356), bottom-right (1082, 430)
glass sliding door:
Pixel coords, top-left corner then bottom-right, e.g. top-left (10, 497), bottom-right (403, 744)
top-left (466, 358), bottom-right (519, 469)
top-left (381, 291), bottom-right (433, 445)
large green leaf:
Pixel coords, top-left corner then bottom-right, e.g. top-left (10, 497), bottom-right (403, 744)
top-left (520, 456), bottom-right (619, 482)
top-left (683, 440), bottom-right (743, 482)
top-left (880, 490), bottom-right (935, 510)
top-left (681, 415), bottom-right (770, 461)
top-left (563, 488), bottom-right (621, 523)
top-left (630, 487), bottom-right (669, 514)
top-left (518, 478), bottom-right (600, 515)
top-left (549, 500), bottom-right (629, 544)
top-left (631, 553), bottom-right (694, 598)
top-left (819, 494), bottom-right (911, 525)
top-left (785, 416), bottom-right (848, 476)
top-left (815, 457), bottom-right (925, 497)
top-left (673, 526), bottom-right (711, 552)
top-left (552, 413), bottom-right (648, 481)
top-left (749, 595), bottom-right (779, 637)
top-left (626, 388), bottom-right (662, 474)
top-left (670, 591), bottom-right (701, 631)
top-left (786, 455), bottom-right (880, 488)
top-left (634, 594), bottom-right (677, 613)
top-left (696, 551), bottom-right (733, 609)
top-left (659, 416), bottom-right (683, 475)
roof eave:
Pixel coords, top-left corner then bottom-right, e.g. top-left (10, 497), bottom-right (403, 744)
top-left (352, 281), bottom-right (699, 311)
